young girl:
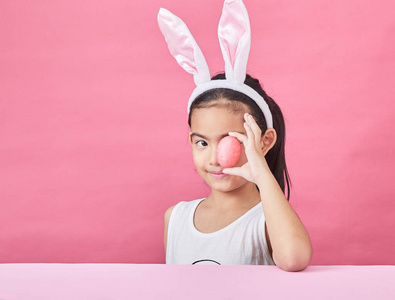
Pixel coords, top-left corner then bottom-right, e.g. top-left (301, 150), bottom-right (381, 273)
top-left (158, 0), bottom-right (312, 271)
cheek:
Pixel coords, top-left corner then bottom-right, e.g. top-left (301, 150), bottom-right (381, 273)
top-left (191, 149), bottom-right (204, 166)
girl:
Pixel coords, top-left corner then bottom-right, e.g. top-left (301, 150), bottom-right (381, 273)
top-left (158, 0), bottom-right (312, 271)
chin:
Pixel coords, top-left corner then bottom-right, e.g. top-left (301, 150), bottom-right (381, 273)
top-left (207, 179), bottom-right (247, 194)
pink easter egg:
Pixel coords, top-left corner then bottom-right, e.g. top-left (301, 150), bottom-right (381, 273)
top-left (217, 136), bottom-right (241, 168)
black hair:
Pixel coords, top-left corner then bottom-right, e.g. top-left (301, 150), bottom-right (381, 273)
top-left (188, 73), bottom-right (291, 200)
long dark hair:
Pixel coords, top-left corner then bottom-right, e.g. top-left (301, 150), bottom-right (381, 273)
top-left (188, 73), bottom-right (291, 200)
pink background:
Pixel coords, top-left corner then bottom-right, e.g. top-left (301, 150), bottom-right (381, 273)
top-left (1, 0), bottom-right (394, 265)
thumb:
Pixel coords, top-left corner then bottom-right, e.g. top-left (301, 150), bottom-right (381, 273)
top-left (222, 167), bottom-right (242, 176)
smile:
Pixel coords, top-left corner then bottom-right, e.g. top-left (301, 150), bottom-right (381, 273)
top-left (208, 171), bottom-right (227, 179)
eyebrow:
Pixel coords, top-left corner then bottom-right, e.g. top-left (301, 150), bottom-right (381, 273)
top-left (190, 131), bottom-right (243, 140)
top-left (190, 133), bottom-right (212, 140)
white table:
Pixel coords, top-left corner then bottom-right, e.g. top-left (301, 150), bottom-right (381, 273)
top-left (0, 264), bottom-right (394, 299)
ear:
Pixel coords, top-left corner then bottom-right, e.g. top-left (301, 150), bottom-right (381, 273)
top-left (218, 0), bottom-right (251, 83)
top-left (158, 8), bottom-right (211, 86)
top-left (261, 128), bottom-right (277, 156)
top-left (188, 132), bottom-right (194, 145)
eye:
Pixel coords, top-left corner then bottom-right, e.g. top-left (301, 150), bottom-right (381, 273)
top-left (196, 140), bottom-right (208, 148)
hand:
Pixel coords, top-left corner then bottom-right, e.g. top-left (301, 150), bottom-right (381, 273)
top-left (225, 114), bottom-right (313, 271)
top-left (222, 113), bottom-right (273, 185)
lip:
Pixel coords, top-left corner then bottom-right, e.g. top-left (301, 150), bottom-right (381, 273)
top-left (208, 171), bottom-right (227, 179)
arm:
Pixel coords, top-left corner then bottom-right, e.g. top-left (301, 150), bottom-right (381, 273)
top-left (257, 171), bottom-right (312, 271)
top-left (223, 113), bottom-right (312, 271)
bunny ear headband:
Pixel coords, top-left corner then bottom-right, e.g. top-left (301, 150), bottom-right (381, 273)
top-left (157, 0), bottom-right (273, 129)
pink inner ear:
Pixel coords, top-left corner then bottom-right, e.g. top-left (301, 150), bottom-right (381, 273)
top-left (167, 32), bottom-right (198, 75)
top-left (218, 2), bottom-right (247, 69)
top-left (158, 10), bottom-right (198, 74)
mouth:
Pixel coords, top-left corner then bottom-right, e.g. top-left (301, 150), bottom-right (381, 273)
top-left (208, 171), bottom-right (227, 179)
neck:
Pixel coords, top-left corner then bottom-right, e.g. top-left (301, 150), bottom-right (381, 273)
top-left (207, 182), bottom-right (261, 211)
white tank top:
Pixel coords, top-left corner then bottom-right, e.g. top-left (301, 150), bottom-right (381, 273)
top-left (166, 198), bottom-right (275, 265)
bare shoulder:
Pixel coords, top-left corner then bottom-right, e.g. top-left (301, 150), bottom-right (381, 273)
top-left (164, 205), bottom-right (176, 254)
top-left (164, 205), bottom-right (176, 225)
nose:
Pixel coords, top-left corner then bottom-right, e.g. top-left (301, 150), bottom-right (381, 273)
top-left (209, 145), bottom-right (220, 166)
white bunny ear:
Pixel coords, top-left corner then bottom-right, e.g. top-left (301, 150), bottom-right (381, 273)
top-left (218, 0), bottom-right (251, 83)
top-left (157, 8), bottom-right (211, 86)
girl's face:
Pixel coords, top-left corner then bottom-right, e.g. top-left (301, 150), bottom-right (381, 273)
top-left (189, 104), bottom-right (253, 193)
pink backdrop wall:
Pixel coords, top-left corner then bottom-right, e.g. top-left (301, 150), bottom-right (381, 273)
top-left (1, 0), bottom-right (394, 265)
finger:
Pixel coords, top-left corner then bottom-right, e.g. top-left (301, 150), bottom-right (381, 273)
top-left (246, 114), bottom-right (262, 146)
top-left (243, 121), bottom-right (255, 149)
top-left (228, 131), bottom-right (247, 144)
top-left (222, 167), bottom-right (243, 176)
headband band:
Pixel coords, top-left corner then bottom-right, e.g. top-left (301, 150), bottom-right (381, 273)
top-left (158, 0), bottom-right (273, 128)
